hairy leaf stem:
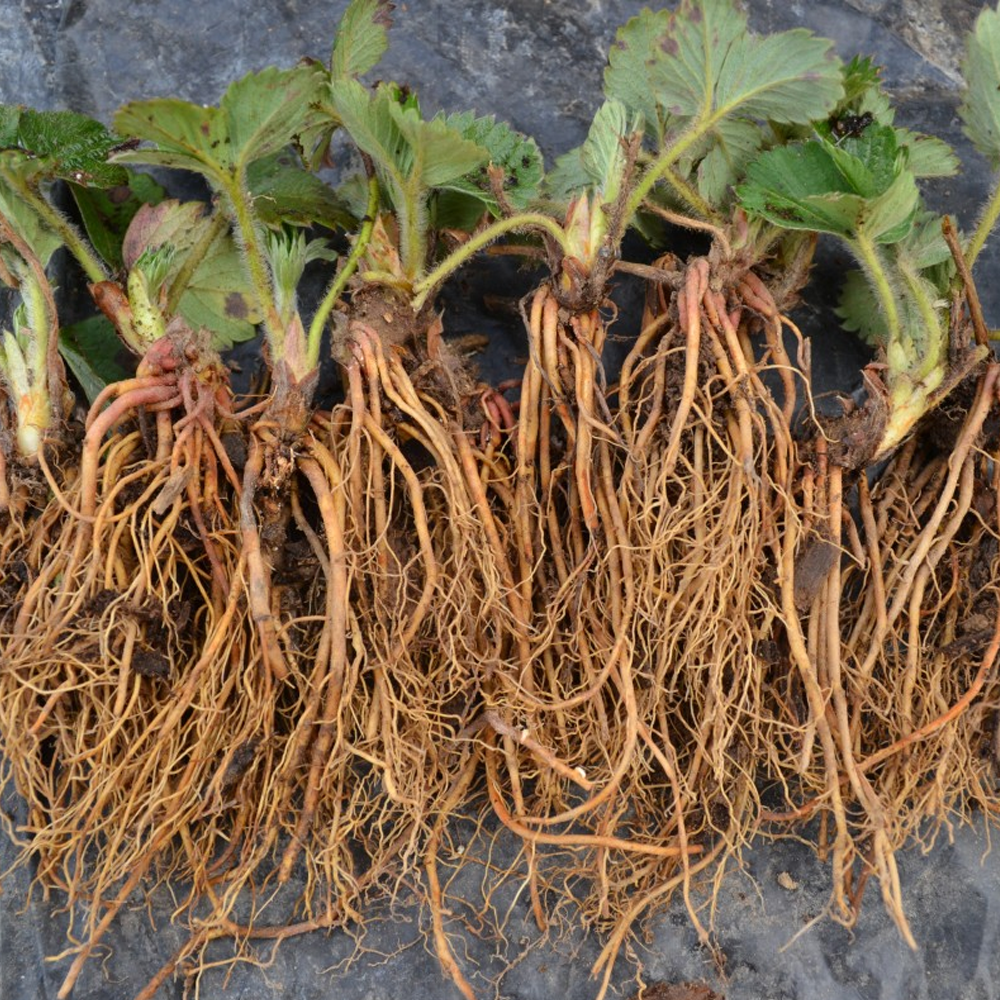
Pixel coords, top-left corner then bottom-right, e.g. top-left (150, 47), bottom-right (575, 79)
top-left (411, 212), bottom-right (570, 312)
top-left (0, 168), bottom-right (107, 284)
top-left (223, 168), bottom-right (285, 353)
top-left (898, 262), bottom-right (943, 381)
top-left (398, 173), bottom-right (427, 285)
top-left (306, 174), bottom-right (379, 371)
top-left (965, 174), bottom-right (1000, 271)
top-left (853, 227), bottom-right (901, 345)
top-left (624, 122), bottom-right (708, 227)
top-left (661, 166), bottom-right (721, 224)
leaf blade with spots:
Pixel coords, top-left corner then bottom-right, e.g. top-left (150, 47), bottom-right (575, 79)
top-left (122, 200), bottom-right (263, 349)
top-left (115, 65), bottom-right (327, 186)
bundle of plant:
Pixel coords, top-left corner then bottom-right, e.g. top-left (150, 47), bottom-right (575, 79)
top-left (0, 106), bottom-right (231, 876)
top-left (32, 3), bottom-right (584, 993)
top-left (737, 21), bottom-right (1000, 945)
top-left (0, 112), bottom-right (294, 1000)
top-left (465, 3), bottom-right (851, 991)
top-left (0, 59), bottom-right (359, 1000)
top-left (0, 105), bottom-right (132, 595)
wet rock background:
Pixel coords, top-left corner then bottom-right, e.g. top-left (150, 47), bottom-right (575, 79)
top-left (2, 2), bottom-right (999, 998)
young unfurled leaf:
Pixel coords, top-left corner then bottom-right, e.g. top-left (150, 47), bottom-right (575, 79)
top-left (0, 106), bottom-right (129, 188)
top-left (827, 56), bottom-right (893, 128)
top-left (70, 171), bottom-right (166, 269)
top-left (248, 151), bottom-right (355, 230)
top-left (328, 80), bottom-right (489, 276)
top-left (330, 0), bottom-right (394, 80)
top-left (59, 314), bottom-right (131, 403)
top-left (266, 228), bottom-right (337, 326)
top-left (123, 201), bottom-right (262, 348)
top-left (960, 4), bottom-right (1000, 168)
top-left (579, 100), bottom-right (640, 205)
top-left (840, 56), bottom-right (882, 108)
top-left (114, 65), bottom-right (327, 185)
top-left (737, 125), bottom-right (918, 243)
top-left (541, 102), bottom-right (642, 212)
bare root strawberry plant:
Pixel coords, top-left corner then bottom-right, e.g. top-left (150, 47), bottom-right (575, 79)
top-left (2, 1), bottom-right (1000, 997)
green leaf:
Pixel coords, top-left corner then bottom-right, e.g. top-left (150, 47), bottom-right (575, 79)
top-left (328, 79), bottom-right (407, 201)
top-left (330, 0), bottom-right (394, 79)
top-left (898, 211), bottom-right (952, 270)
top-left (825, 124), bottom-right (901, 196)
top-left (6, 109), bottom-right (130, 187)
top-left (836, 269), bottom-right (886, 346)
top-left (121, 200), bottom-right (205, 269)
top-left (220, 65), bottom-right (327, 168)
top-left (897, 130), bottom-right (958, 178)
top-left (247, 151), bottom-right (355, 229)
top-left (0, 105), bottom-right (21, 147)
top-left (442, 111), bottom-right (544, 212)
top-left (387, 99), bottom-right (487, 189)
top-left (738, 126), bottom-right (918, 243)
top-left (330, 80), bottom-right (488, 199)
top-left (960, 4), bottom-right (1000, 169)
top-left (114, 98), bottom-right (226, 176)
top-left (606, 1), bottom-right (842, 134)
top-left (335, 172), bottom-right (377, 220)
top-left (0, 180), bottom-right (62, 267)
top-left (694, 118), bottom-right (763, 206)
top-left (738, 143), bottom-right (866, 236)
top-left (115, 65), bottom-right (327, 185)
top-left (0, 106), bottom-right (130, 191)
top-left (122, 200), bottom-right (262, 348)
top-left (649, 0), bottom-right (746, 120)
top-left (182, 248), bottom-right (262, 349)
top-left (544, 146), bottom-right (590, 203)
top-left (59, 314), bottom-right (132, 403)
top-left (604, 8), bottom-right (673, 143)
top-left (70, 171), bottom-right (166, 269)
top-left (715, 28), bottom-right (841, 124)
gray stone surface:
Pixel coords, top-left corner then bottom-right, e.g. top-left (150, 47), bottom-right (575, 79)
top-left (2, 2), bottom-right (999, 998)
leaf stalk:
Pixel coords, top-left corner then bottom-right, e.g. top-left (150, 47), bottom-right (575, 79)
top-left (0, 167), bottom-right (108, 284)
top-left (411, 212), bottom-right (570, 312)
top-left (306, 174), bottom-right (380, 370)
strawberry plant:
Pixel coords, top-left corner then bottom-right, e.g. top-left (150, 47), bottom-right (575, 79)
top-left (1, 2), bottom-right (1000, 999)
